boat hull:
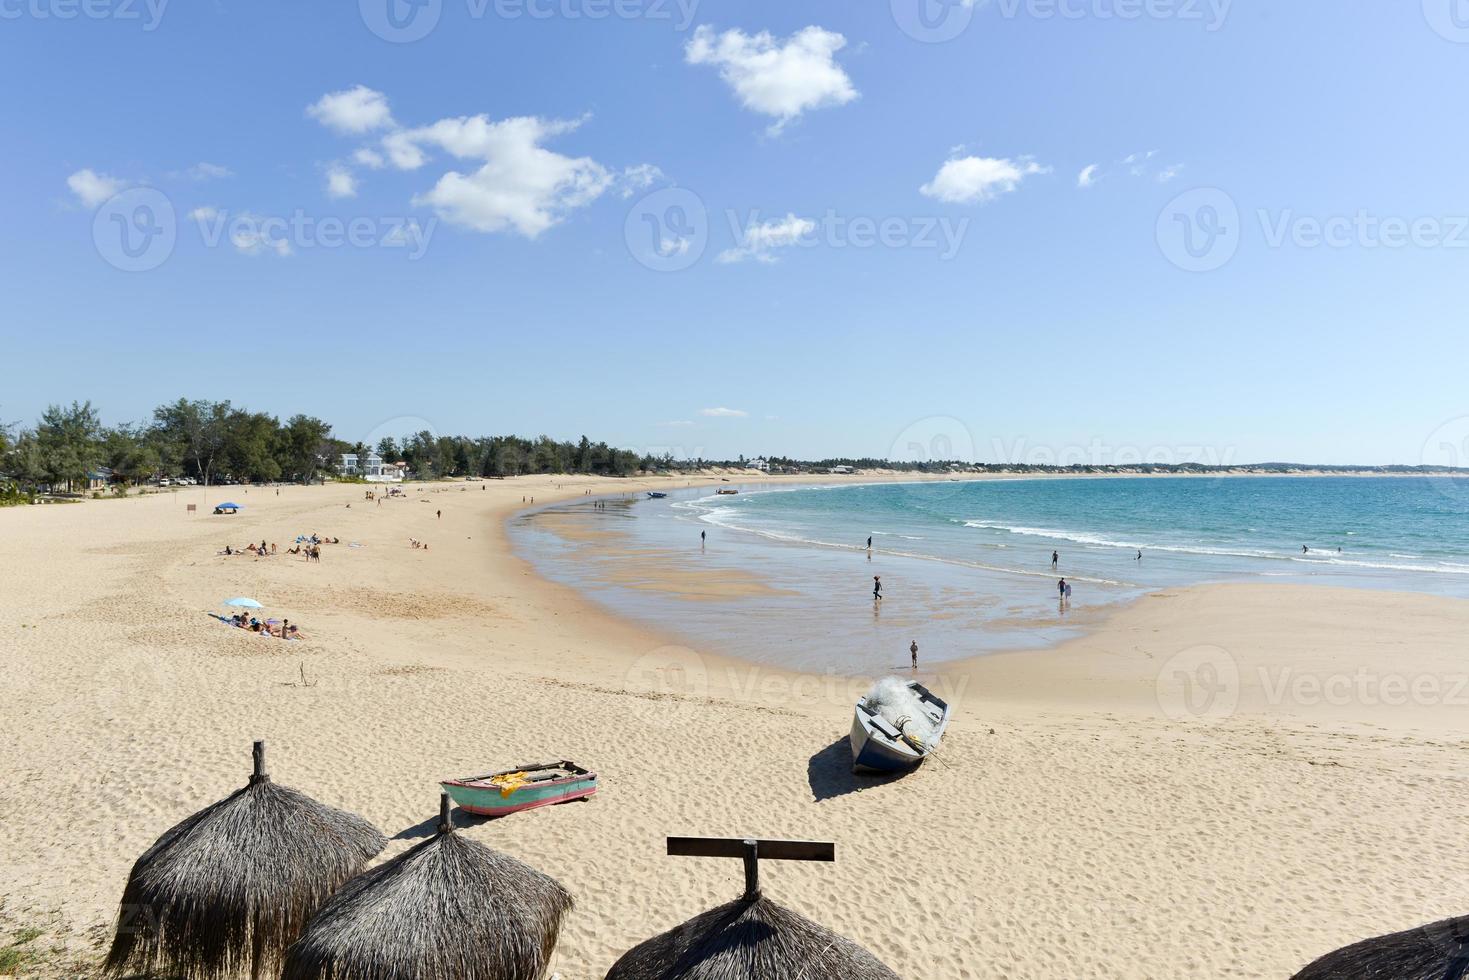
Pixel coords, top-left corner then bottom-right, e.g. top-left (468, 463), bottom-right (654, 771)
top-left (441, 763), bottom-right (598, 817)
top-left (849, 713), bottom-right (923, 773)
top-left (849, 680), bottom-right (951, 774)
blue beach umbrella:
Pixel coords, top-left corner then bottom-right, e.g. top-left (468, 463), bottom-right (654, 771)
top-left (215, 502), bottom-right (244, 510)
top-left (223, 597), bottom-right (263, 609)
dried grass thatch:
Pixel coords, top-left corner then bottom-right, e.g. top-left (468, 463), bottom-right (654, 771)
top-left (605, 895), bottom-right (899, 980)
top-left (1290, 914), bottom-right (1469, 979)
top-left (281, 795), bottom-right (573, 980)
top-left (106, 742), bottom-right (386, 980)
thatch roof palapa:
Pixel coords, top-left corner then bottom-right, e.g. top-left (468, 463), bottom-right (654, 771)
top-left (106, 741), bottom-right (387, 980)
top-left (604, 837), bottom-right (899, 980)
top-left (282, 793), bottom-right (574, 980)
top-left (1290, 914), bottom-right (1469, 980)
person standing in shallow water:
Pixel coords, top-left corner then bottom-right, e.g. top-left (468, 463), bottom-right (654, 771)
top-left (1058, 577), bottom-right (1067, 601)
top-left (867, 535), bottom-right (872, 550)
top-left (910, 640), bottom-right (919, 669)
top-left (1052, 550), bottom-right (1059, 570)
top-left (873, 576), bottom-right (882, 600)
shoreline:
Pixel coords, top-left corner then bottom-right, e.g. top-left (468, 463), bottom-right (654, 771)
top-left (4, 476), bottom-right (1469, 978)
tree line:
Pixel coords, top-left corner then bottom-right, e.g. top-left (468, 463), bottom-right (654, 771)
top-left (0, 399), bottom-right (662, 496)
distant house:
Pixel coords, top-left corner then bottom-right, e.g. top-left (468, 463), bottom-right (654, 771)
top-left (830, 465), bottom-right (854, 475)
top-left (87, 467), bottom-right (115, 491)
top-left (746, 458), bottom-right (770, 472)
top-left (339, 453), bottom-right (360, 474)
top-left (362, 452), bottom-right (406, 483)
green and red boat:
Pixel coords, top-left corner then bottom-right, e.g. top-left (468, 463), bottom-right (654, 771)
top-left (440, 761), bottom-right (598, 818)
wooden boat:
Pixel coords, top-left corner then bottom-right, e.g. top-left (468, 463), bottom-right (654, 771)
top-left (440, 761), bottom-right (597, 818)
top-left (850, 680), bottom-right (951, 773)
top-left (715, 488), bottom-right (738, 495)
top-left (646, 491), bottom-right (668, 499)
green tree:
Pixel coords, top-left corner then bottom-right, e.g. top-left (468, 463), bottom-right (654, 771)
top-left (36, 401), bottom-right (103, 492)
top-left (153, 399), bottom-right (233, 486)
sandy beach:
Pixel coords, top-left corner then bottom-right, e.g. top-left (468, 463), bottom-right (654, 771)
top-left (3, 475), bottom-right (1469, 978)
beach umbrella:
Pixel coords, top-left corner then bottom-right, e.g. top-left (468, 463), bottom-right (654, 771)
top-left (1290, 914), bottom-right (1469, 979)
top-left (216, 502), bottom-right (244, 510)
top-left (106, 741), bottom-right (386, 980)
top-left (604, 837), bottom-right (898, 980)
top-left (223, 597), bottom-right (263, 609)
top-left (282, 793), bottom-right (573, 980)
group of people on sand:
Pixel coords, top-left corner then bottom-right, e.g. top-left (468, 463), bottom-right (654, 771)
top-left (226, 612), bottom-right (303, 640)
top-left (409, 538), bottom-right (430, 550)
top-left (221, 540), bottom-right (277, 557)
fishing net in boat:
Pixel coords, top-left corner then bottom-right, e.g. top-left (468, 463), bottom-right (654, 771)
top-left (863, 678), bottom-right (943, 748)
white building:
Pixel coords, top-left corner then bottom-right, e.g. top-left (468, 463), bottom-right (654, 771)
top-left (830, 465), bottom-right (854, 475)
top-left (341, 452), bottom-right (406, 483)
top-left (746, 458), bottom-right (770, 472)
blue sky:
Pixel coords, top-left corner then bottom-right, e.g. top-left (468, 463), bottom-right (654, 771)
top-left (3, 0), bottom-right (1467, 465)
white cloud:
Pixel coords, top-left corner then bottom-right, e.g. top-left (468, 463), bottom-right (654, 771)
top-left (67, 169), bottom-right (125, 207)
top-left (391, 115), bottom-right (617, 237)
top-left (353, 148), bottom-right (386, 170)
top-left (1077, 164), bottom-right (1099, 189)
top-left (307, 86), bottom-right (395, 135)
top-left (326, 166), bottom-right (358, 199)
top-left (686, 25), bottom-right (858, 135)
top-left (1124, 150), bottom-right (1157, 176)
top-left (176, 162), bottom-right (233, 181)
top-left (1081, 151), bottom-right (1184, 188)
top-left (719, 213), bottom-right (815, 263)
top-left (700, 407), bottom-right (749, 418)
top-left (920, 155), bottom-right (1050, 205)
top-left (188, 206), bottom-right (219, 221)
top-left (620, 163), bottom-right (665, 198)
top-left (1156, 164), bottom-right (1183, 183)
top-left (230, 213), bottom-right (292, 257)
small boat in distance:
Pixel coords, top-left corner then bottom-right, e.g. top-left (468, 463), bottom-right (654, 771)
top-left (716, 488), bottom-right (739, 495)
top-left (850, 679), bottom-right (951, 773)
top-left (441, 761), bottom-right (598, 818)
top-left (646, 491), bottom-right (668, 499)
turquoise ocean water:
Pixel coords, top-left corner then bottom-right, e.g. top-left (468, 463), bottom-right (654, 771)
top-left (513, 477), bottom-right (1469, 673)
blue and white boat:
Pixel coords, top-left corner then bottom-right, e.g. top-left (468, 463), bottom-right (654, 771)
top-left (850, 679), bottom-right (951, 773)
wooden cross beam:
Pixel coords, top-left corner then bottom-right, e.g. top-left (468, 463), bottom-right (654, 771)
top-left (666, 837), bottom-right (836, 900)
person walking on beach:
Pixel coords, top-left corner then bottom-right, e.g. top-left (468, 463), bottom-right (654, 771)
top-left (1052, 550), bottom-right (1059, 570)
top-left (873, 575), bottom-right (882, 601)
top-left (867, 535), bottom-right (873, 550)
top-left (436, 509), bottom-right (441, 520)
top-left (910, 640), bottom-right (919, 669)
top-left (701, 530), bottom-right (706, 546)
top-left (1058, 577), bottom-right (1067, 601)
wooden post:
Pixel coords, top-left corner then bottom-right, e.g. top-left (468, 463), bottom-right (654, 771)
top-left (250, 741), bottom-right (269, 785)
top-left (438, 792), bottom-right (453, 834)
top-left (742, 840), bottom-right (760, 899)
top-left (666, 837), bottom-right (835, 902)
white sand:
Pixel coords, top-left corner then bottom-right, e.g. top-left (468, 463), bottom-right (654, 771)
top-left (2, 476), bottom-right (1468, 978)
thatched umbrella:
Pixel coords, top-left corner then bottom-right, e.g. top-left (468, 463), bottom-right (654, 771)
top-left (1290, 914), bottom-right (1469, 979)
top-left (605, 837), bottom-right (899, 980)
top-left (281, 793), bottom-right (573, 980)
top-left (106, 741), bottom-right (386, 980)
